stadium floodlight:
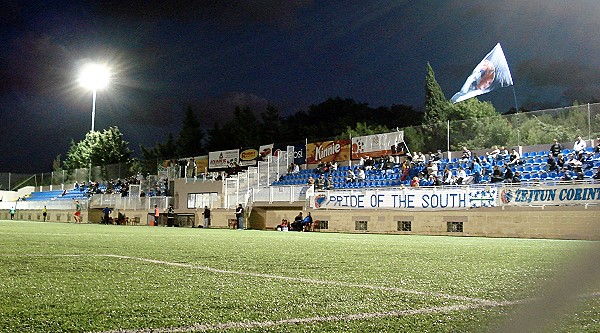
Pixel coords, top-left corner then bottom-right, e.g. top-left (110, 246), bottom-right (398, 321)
top-left (78, 63), bottom-right (110, 132)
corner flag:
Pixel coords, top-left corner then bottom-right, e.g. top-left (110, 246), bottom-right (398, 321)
top-left (451, 43), bottom-right (513, 104)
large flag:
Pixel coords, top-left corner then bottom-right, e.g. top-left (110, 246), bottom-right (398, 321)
top-left (451, 43), bottom-right (513, 103)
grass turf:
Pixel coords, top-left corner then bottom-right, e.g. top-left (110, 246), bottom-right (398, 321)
top-left (0, 220), bottom-right (598, 332)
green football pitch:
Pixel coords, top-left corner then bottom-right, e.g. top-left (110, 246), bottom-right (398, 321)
top-left (0, 220), bottom-right (598, 332)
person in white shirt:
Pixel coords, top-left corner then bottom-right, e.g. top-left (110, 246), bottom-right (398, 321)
top-left (573, 136), bottom-right (587, 160)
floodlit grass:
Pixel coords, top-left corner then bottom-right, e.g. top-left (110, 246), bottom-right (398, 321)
top-left (0, 220), bottom-right (598, 332)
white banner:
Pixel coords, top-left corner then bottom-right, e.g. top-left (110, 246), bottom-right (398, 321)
top-left (311, 188), bottom-right (497, 210)
top-left (499, 184), bottom-right (600, 206)
top-left (208, 149), bottom-right (240, 170)
top-left (352, 131), bottom-right (404, 159)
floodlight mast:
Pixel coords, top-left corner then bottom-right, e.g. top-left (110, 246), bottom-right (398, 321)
top-left (78, 63), bottom-right (110, 132)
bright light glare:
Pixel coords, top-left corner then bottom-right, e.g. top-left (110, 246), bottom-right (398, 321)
top-left (78, 63), bottom-right (110, 90)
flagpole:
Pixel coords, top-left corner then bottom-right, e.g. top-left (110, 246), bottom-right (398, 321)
top-left (512, 86), bottom-right (520, 148)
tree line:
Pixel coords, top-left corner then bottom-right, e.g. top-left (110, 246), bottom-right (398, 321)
top-left (60, 63), bottom-right (598, 176)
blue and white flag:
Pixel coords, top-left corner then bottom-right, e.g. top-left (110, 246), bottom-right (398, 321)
top-left (451, 43), bottom-right (513, 103)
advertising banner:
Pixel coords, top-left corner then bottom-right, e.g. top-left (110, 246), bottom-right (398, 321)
top-left (306, 139), bottom-right (351, 164)
top-left (208, 149), bottom-right (240, 170)
top-left (351, 131), bottom-right (405, 159)
top-left (274, 142), bottom-right (306, 165)
top-left (311, 188), bottom-right (497, 210)
top-left (499, 184), bottom-right (600, 206)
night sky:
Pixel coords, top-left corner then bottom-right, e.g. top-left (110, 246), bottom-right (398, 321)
top-left (1, 1), bottom-right (600, 173)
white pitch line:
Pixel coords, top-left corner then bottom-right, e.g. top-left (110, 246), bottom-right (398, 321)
top-left (92, 301), bottom-right (519, 333)
top-left (102, 254), bottom-right (497, 305)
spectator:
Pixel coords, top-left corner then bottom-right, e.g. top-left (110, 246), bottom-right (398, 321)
top-left (487, 145), bottom-right (500, 160)
top-left (498, 146), bottom-right (509, 160)
top-left (594, 137), bottom-right (600, 154)
top-left (491, 166), bottom-right (504, 183)
top-left (345, 170), bottom-right (356, 183)
top-left (102, 206), bottom-right (112, 224)
top-left (356, 168), bottom-right (366, 182)
top-left (42, 206), bottom-right (47, 222)
top-left (235, 204), bottom-right (244, 230)
top-left (9, 207), bottom-right (15, 220)
top-left (153, 204), bottom-right (159, 226)
top-left (302, 212), bottom-right (313, 231)
top-left (503, 166), bottom-right (514, 182)
top-left (74, 200), bottom-right (82, 224)
top-left (573, 136), bottom-right (587, 159)
top-left (276, 219), bottom-right (289, 231)
top-left (315, 174), bottom-right (325, 190)
top-left (288, 163), bottom-right (299, 174)
top-left (557, 154), bottom-right (566, 169)
top-left (202, 206), bottom-right (211, 228)
top-left (409, 176), bottom-right (419, 187)
top-left (364, 155), bottom-right (375, 170)
top-left (167, 204), bottom-right (175, 227)
top-left (442, 168), bottom-right (455, 185)
top-left (512, 171), bottom-right (521, 183)
top-left (324, 175), bottom-right (335, 190)
top-left (460, 146), bottom-right (472, 162)
top-left (560, 167), bottom-right (572, 181)
top-left (471, 159), bottom-right (482, 184)
top-left (507, 148), bottom-right (521, 166)
top-left (307, 176), bottom-right (315, 186)
top-left (431, 174), bottom-right (442, 186)
top-left (550, 139), bottom-right (563, 157)
top-left (544, 153), bottom-right (557, 172)
top-left (566, 154), bottom-right (583, 173)
top-left (456, 166), bottom-right (467, 185)
top-left (292, 212), bottom-right (303, 231)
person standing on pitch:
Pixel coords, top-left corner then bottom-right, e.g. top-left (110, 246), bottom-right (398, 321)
top-left (9, 207), bottom-right (15, 220)
top-left (235, 204), bottom-right (244, 230)
top-left (73, 200), bottom-right (82, 223)
top-left (153, 204), bottom-right (160, 226)
top-left (202, 206), bottom-right (211, 228)
top-left (42, 206), bottom-right (47, 222)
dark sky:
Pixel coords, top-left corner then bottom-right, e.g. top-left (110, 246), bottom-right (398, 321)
top-left (1, 0), bottom-right (600, 173)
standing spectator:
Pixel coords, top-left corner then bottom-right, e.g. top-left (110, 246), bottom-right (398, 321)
top-left (235, 204), bottom-right (244, 230)
top-left (550, 139), bottom-right (563, 157)
top-left (573, 136), bottom-right (587, 160)
top-left (487, 145), bottom-right (500, 160)
top-left (356, 168), bottom-right (366, 182)
top-left (167, 204), bottom-right (175, 227)
top-left (102, 206), bottom-right (112, 224)
top-left (202, 206), bottom-right (211, 228)
top-left (153, 204), bottom-right (160, 226)
top-left (42, 206), bottom-right (47, 222)
top-left (73, 200), bottom-right (82, 224)
top-left (292, 212), bottom-right (303, 231)
top-left (498, 146), bottom-right (509, 160)
top-left (9, 207), bottom-right (15, 220)
top-left (471, 159), bottom-right (482, 184)
top-left (460, 147), bottom-right (472, 162)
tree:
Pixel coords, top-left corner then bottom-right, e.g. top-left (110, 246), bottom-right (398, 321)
top-left (141, 133), bottom-right (177, 160)
top-left (63, 127), bottom-right (132, 170)
top-left (176, 106), bottom-right (204, 157)
top-left (259, 105), bottom-right (285, 143)
top-left (424, 63), bottom-right (451, 125)
top-left (336, 122), bottom-right (390, 140)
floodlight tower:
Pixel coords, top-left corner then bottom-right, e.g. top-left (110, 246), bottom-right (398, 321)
top-left (78, 63), bottom-right (110, 132)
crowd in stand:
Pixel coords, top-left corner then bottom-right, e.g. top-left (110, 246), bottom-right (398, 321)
top-left (73, 174), bottom-right (169, 197)
top-left (278, 137), bottom-right (600, 189)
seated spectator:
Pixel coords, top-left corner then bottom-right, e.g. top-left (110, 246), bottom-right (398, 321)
top-left (356, 168), bottom-right (366, 182)
top-left (276, 219), bottom-right (289, 231)
top-left (330, 161), bottom-right (338, 171)
top-left (487, 145), bottom-right (500, 160)
top-left (413, 152), bottom-right (426, 166)
top-left (432, 150), bottom-right (443, 162)
top-left (490, 166), bottom-right (504, 183)
top-left (550, 138), bottom-right (563, 157)
top-left (315, 174), bottom-right (325, 190)
top-left (503, 166), bottom-right (514, 182)
top-left (291, 212), bottom-right (303, 231)
top-left (507, 148), bottom-right (521, 166)
top-left (594, 137), bottom-right (600, 154)
top-left (425, 161), bottom-right (438, 176)
top-left (460, 146), bottom-right (472, 162)
top-left (364, 155), bottom-right (375, 170)
top-left (431, 174), bottom-right (442, 186)
top-left (301, 212), bottom-right (313, 231)
top-left (456, 166), bottom-right (467, 185)
top-left (557, 154), bottom-right (566, 169)
top-left (546, 153), bottom-right (558, 172)
top-left (480, 158), bottom-right (493, 176)
top-left (346, 170), bottom-right (356, 183)
top-left (288, 163), bottom-right (299, 174)
top-left (498, 146), bottom-right (509, 160)
top-left (410, 176), bottom-right (420, 187)
top-left (512, 171), bottom-right (521, 183)
top-left (442, 168), bottom-right (455, 185)
top-left (566, 153), bottom-right (582, 173)
top-left (594, 168), bottom-right (600, 180)
top-left (307, 176), bottom-right (315, 186)
top-left (573, 136), bottom-right (587, 159)
top-left (324, 175), bottom-right (335, 190)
